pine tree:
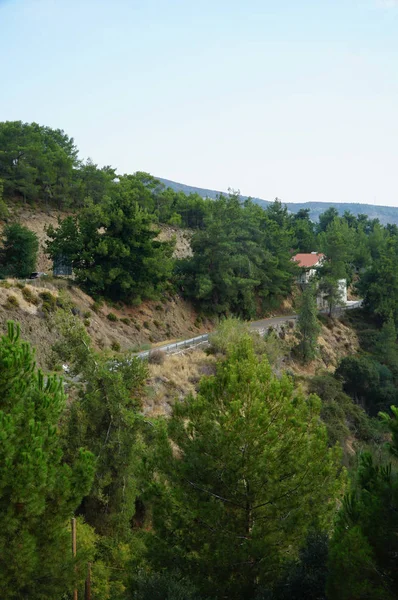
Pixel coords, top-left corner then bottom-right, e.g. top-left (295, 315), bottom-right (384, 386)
top-left (0, 223), bottom-right (39, 278)
top-left (0, 322), bottom-right (95, 599)
top-left (297, 283), bottom-right (320, 363)
top-left (148, 337), bottom-right (344, 599)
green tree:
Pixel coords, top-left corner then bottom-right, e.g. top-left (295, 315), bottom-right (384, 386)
top-left (292, 208), bottom-right (316, 253)
top-left (46, 187), bottom-right (174, 302)
top-left (0, 322), bottom-right (95, 599)
top-left (327, 453), bottom-right (398, 600)
top-left (178, 195), bottom-right (296, 318)
top-left (0, 178), bottom-right (10, 221)
top-left (359, 236), bottom-right (398, 325)
top-left (374, 314), bottom-right (398, 373)
top-left (0, 121), bottom-right (78, 207)
top-left (297, 283), bottom-right (320, 362)
top-left (54, 311), bottom-right (148, 540)
top-left (0, 222), bottom-right (39, 278)
top-left (148, 337), bottom-right (344, 599)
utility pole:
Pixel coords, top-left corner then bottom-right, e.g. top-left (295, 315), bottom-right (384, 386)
top-left (85, 562), bottom-right (92, 600)
top-left (71, 517), bottom-right (78, 600)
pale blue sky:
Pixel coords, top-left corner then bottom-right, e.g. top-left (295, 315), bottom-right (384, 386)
top-left (1, 0), bottom-right (398, 205)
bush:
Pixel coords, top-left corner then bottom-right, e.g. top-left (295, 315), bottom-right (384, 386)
top-left (4, 295), bottom-right (19, 309)
top-left (22, 286), bottom-right (39, 305)
top-left (148, 349), bottom-right (165, 365)
top-left (83, 319), bottom-right (90, 327)
top-left (0, 281), bottom-right (11, 289)
top-left (155, 304), bottom-right (163, 311)
top-left (39, 291), bottom-right (57, 313)
top-left (111, 341), bottom-right (121, 352)
top-left (107, 312), bottom-right (118, 322)
top-left (90, 300), bottom-right (103, 313)
top-left (83, 310), bottom-right (91, 319)
top-left (153, 319), bottom-right (162, 328)
top-left (143, 321), bottom-right (150, 329)
top-left (120, 317), bottom-right (130, 325)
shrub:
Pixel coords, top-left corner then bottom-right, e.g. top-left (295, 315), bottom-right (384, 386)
top-left (83, 319), bottom-right (90, 327)
top-left (148, 349), bottom-right (165, 365)
top-left (143, 321), bottom-right (150, 329)
top-left (135, 323), bottom-right (141, 331)
top-left (155, 304), bottom-right (163, 311)
top-left (39, 291), bottom-right (57, 313)
top-left (91, 300), bottom-right (103, 313)
top-left (0, 281), bottom-right (11, 289)
top-left (120, 317), bottom-right (130, 325)
top-left (16, 282), bottom-right (24, 290)
top-left (153, 319), bottom-right (162, 328)
top-left (4, 295), bottom-right (19, 309)
top-left (83, 310), bottom-right (91, 319)
top-left (22, 287), bottom-right (39, 305)
top-left (111, 341), bottom-right (121, 352)
top-left (107, 312), bottom-right (118, 322)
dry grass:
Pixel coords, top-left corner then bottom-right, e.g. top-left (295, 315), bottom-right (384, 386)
top-left (144, 348), bottom-right (216, 417)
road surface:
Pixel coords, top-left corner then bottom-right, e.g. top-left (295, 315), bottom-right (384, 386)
top-left (135, 300), bottom-right (363, 360)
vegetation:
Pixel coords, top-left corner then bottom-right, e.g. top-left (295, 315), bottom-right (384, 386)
top-left (0, 322), bottom-right (95, 599)
top-left (4, 119), bottom-right (398, 598)
top-left (0, 223), bottom-right (38, 278)
top-left (147, 337), bottom-right (343, 599)
top-left (297, 283), bottom-right (320, 362)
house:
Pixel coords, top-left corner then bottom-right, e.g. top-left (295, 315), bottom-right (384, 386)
top-left (292, 251), bottom-right (348, 310)
top-left (292, 252), bottom-right (325, 284)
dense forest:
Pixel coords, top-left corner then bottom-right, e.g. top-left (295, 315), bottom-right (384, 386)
top-left (1, 120), bottom-right (398, 599)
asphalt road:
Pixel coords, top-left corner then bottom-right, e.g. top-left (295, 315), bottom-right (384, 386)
top-left (136, 314), bottom-right (298, 359)
top-left (136, 300), bottom-right (363, 359)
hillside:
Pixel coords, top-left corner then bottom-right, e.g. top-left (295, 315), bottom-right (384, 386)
top-left (158, 176), bottom-right (398, 225)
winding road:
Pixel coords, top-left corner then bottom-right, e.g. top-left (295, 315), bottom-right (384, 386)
top-left (136, 300), bottom-right (362, 360)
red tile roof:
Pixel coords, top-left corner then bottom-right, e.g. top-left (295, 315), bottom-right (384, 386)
top-left (292, 252), bottom-right (325, 268)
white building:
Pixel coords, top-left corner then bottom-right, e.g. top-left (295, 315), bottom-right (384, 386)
top-left (292, 252), bottom-right (325, 283)
top-left (292, 251), bottom-right (348, 309)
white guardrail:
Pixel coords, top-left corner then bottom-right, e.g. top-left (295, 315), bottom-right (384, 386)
top-left (129, 300), bottom-right (364, 362)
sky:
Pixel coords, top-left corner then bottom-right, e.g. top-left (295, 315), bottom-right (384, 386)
top-left (1, 0), bottom-right (398, 206)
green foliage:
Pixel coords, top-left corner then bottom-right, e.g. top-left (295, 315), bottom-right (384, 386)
top-left (46, 182), bottom-right (175, 303)
top-left (328, 453), bottom-right (398, 599)
top-left (148, 337), bottom-right (344, 599)
top-left (0, 322), bottom-right (95, 599)
top-left (309, 374), bottom-right (373, 444)
top-left (336, 355), bottom-right (398, 416)
top-left (129, 572), bottom-right (205, 600)
top-left (178, 196), bottom-right (297, 318)
top-left (111, 341), bottom-right (121, 352)
top-left (107, 312), bottom-right (118, 322)
top-left (54, 311), bottom-right (148, 539)
top-left (0, 121), bottom-right (79, 207)
top-left (39, 291), bottom-right (57, 314)
top-left (268, 532), bottom-right (329, 600)
top-left (359, 236), bottom-right (398, 325)
top-left (297, 283), bottom-right (320, 362)
top-left (0, 178), bottom-right (9, 221)
top-left (0, 222), bottom-right (39, 278)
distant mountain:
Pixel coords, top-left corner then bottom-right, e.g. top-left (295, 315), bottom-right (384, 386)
top-left (158, 177), bottom-right (398, 226)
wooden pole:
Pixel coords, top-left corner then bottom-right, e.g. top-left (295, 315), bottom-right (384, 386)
top-left (71, 518), bottom-right (78, 600)
top-left (85, 562), bottom-right (92, 600)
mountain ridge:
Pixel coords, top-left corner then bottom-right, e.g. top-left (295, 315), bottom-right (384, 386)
top-left (158, 177), bottom-right (398, 225)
